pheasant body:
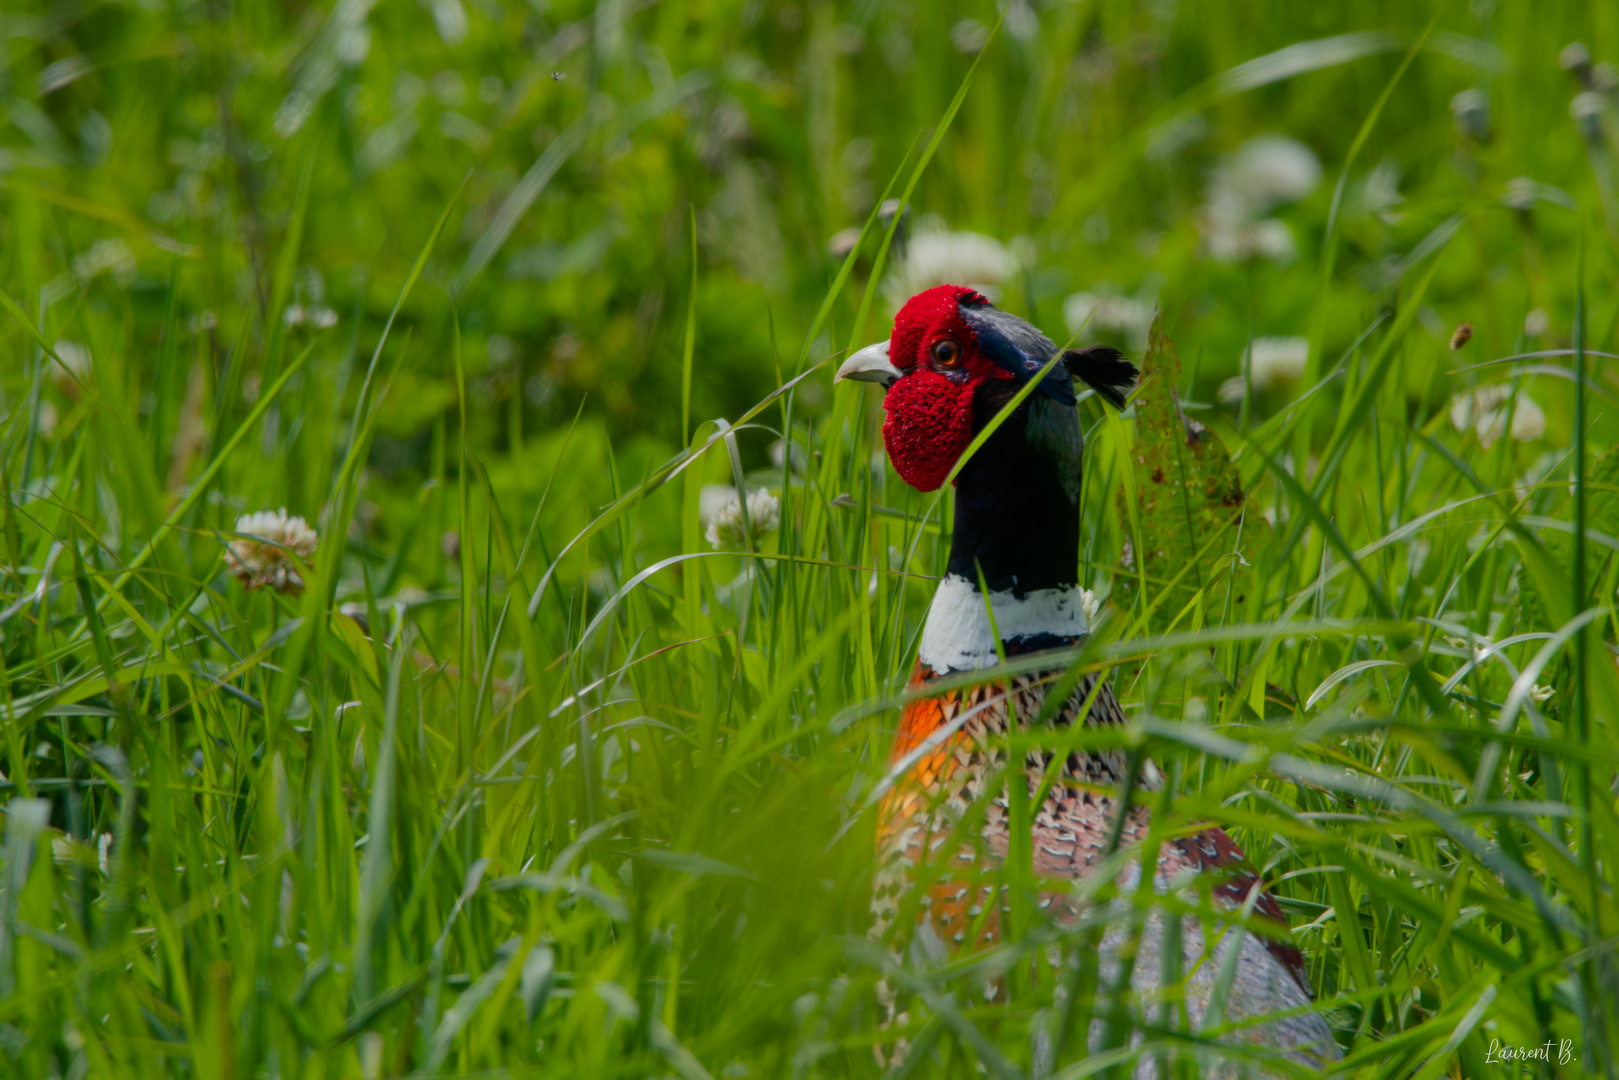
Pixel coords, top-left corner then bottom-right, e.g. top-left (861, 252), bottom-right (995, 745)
top-left (871, 658), bottom-right (1338, 1073)
top-left (839, 285), bottom-right (1341, 1074)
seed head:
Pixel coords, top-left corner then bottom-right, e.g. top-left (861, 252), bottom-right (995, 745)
top-left (223, 509), bottom-right (319, 595)
top-left (1450, 89), bottom-right (1490, 142)
top-left (1571, 92), bottom-right (1606, 147)
top-left (1502, 177), bottom-right (1537, 212)
top-left (1560, 42), bottom-right (1594, 87)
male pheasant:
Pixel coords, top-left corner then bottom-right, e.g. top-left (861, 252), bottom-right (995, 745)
top-left (837, 285), bottom-right (1340, 1074)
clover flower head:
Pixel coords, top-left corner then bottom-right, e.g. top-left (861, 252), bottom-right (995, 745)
top-left (224, 509), bottom-right (319, 594)
top-left (50, 339), bottom-right (93, 400)
top-left (701, 486), bottom-right (781, 551)
top-left (1222, 135), bottom-right (1322, 207)
top-left (284, 304), bottom-right (339, 329)
top-left (1218, 337), bottom-right (1310, 405)
top-left (1448, 386), bottom-right (1545, 448)
top-left (884, 217), bottom-right (1017, 309)
top-left (1198, 135), bottom-right (1320, 265)
top-left (1247, 337), bottom-right (1309, 387)
top-left (1063, 290), bottom-right (1157, 350)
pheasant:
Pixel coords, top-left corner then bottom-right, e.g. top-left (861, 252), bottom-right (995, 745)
top-left (837, 285), bottom-right (1340, 1074)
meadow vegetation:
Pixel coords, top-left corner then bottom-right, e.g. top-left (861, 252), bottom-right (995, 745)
top-left (3, 0), bottom-right (1619, 1075)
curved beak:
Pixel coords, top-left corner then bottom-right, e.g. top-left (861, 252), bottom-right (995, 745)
top-left (835, 341), bottom-right (901, 389)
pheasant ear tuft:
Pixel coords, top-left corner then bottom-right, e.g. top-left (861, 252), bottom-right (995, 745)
top-left (1063, 347), bottom-right (1137, 409)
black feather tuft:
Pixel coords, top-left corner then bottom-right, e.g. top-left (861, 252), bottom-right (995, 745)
top-left (1063, 346), bottom-right (1137, 409)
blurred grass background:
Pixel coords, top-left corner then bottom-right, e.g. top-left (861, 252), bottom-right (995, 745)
top-left (5, 0), bottom-right (1619, 1075)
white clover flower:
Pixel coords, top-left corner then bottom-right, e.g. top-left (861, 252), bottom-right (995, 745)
top-left (1062, 290), bottom-right (1156, 350)
top-left (701, 485), bottom-right (780, 551)
top-left (50, 339), bottom-right (93, 399)
top-left (1248, 337), bottom-right (1309, 386)
top-left (1202, 215), bottom-right (1297, 264)
top-left (223, 508), bottom-right (319, 595)
top-left (1508, 394), bottom-right (1546, 442)
top-left (1523, 308), bottom-right (1550, 337)
top-left (883, 218), bottom-right (1016, 309)
top-left (1223, 135), bottom-right (1322, 205)
top-left (1448, 386), bottom-right (1544, 448)
top-left (1449, 386), bottom-right (1504, 431)
top-left (1198, 135), bottom-right (1320, 265)
top-left (1078, 587), bottom-right (1101, 626)
top-left (950, 18), bottom-right (989, 54)
top-left (35, 400), bottom-right (59, 438)
top-left (284, 304), bottom-right (339, 329)
top-left (1218, 337), bottom-right (1309, 405)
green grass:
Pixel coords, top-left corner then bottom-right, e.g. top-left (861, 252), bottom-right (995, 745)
top-left (4, 0), bottom-right (1619, 1075)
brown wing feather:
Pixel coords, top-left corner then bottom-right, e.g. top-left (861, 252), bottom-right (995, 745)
top-left (1163, 826), bottom-right (1315, 999)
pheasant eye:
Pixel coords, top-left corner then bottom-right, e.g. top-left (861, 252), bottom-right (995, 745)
top-left (931, 338), bottom-right (962, 368)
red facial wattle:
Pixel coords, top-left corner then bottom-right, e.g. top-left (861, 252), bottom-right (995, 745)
top-left (882, 370), bottom-right (977, 491)
top-left (879, 284), bottom-right (1012, 492)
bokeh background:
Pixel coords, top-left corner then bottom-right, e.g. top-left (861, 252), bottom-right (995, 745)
top-left (7, 0), bottom-right (1619, 1076)
top-left (12, 0), bottom-right (1618, 544)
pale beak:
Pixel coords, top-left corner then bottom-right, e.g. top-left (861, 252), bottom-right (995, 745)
top-left (835, 341), bottom-right (902, 389)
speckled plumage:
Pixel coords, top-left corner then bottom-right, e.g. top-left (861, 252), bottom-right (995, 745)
top-left (872, 656), bottom-right (1342, 1075)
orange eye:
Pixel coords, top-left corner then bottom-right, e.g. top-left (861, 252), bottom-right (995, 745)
top-left (931, 338), bottom-right (962, 368)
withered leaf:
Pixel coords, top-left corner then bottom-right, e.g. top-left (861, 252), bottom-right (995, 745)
top-left (1116, 315), bottom-right (1251, 632)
